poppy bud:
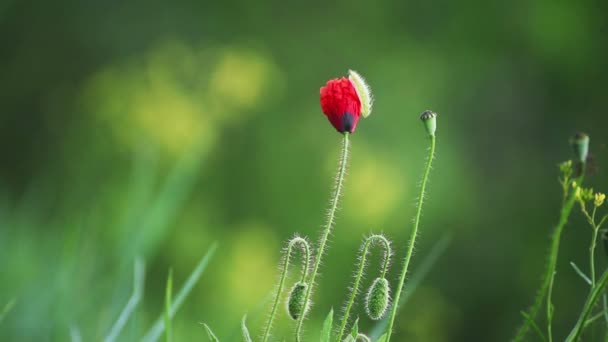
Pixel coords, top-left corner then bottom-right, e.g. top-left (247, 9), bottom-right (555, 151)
top-left (320, 70), bottom-right (373, 134)
top-left (287, 282), bottom-right (309, 320)
top-left (365, 277), bottom-right (391, 320)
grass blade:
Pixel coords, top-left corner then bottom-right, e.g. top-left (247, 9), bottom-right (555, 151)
top-left (104, 258), bottom-right (145, 342)
top-left (142, 243), bottom-right (218, 342)
top-left (164, 269), bottom-right (173, 342)
top-left (241, 315), bottom-right (252, 342)
top-left (202, 323), bottom-right (220, 342)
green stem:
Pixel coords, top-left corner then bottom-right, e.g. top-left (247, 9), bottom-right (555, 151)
top-left (336, 234), bottom-right (392, 342)
top-left (591, 207), bottom-right (599, 287)
top-left (262, 237), bottom-right (310, 342)
top-left (566, 268), bottom-right (608, 342)
top-left (295, 133), bottom-right (350, 341)
top-left (384, 135), bottom-right (436, 342)
top-left (513, 172), bottom-right (584, 342)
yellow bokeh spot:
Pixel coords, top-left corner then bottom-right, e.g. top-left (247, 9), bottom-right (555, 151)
top-left (341, 144), bottom-right (406, 225)
top-left (224, 222), bottom-right (279, 309)
top-left (81, 40), bottom-right (283, 156)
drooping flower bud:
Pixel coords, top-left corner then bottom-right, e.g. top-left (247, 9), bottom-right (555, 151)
top-left (320, 70), bottom-right (372, 134)
top-left (365, 277), bottom-right (391, 320)
top-left (420, 110), bottom-right (437, 137)
top-left (571, 132), bottom-right (589, 163)
top-left (287, 282), bottom-right (309, 320)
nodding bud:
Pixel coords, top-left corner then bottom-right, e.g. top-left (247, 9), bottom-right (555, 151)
top-left (365, 277), bottom-right (391, 320)
top-left (420, 110), bottom-right (437, 137)
top-left (571, 132), bottom-right (589, 163)
top-left (287, 282), bottom-right (309, 320)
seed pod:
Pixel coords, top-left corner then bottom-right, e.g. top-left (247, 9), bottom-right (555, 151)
top-left (365, 277), bottom-right (390, 320)
top-left (287, 282), bottom-right (309, 320)
top-left (571, 132), bottom-right (589, 163)
top-left (420, 110), bottom-right (437, 137)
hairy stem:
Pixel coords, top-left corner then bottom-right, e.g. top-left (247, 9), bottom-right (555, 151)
top-left (336, 234), bottom-right (391, 341)
top-left (384, 135), bottom-right (436, 342)
top-left (262, 237), bottom-right (310, 342)
top-left (566, 268), bottom-right (608, 342)
top-left (512, 171), bottom-right (584, 341)
top-left (295, 133), bottom-right (350, 341)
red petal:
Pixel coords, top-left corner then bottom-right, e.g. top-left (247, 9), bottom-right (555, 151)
top-left (320, 77), bottom-right (361, 133)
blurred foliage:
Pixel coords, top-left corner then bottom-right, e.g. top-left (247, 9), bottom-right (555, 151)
top-left (1, 0), bottom-right (608, 341)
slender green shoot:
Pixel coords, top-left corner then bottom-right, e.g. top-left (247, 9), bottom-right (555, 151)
top-left (566, 268), bottom-right (608, 341)
top-left (164, 268), bottom-right (173, 342)
top-left (143, 243), bottom-right (217, 342)
top-left (337, 234), bottom-right (391, 341)
top-left (384, 134), bottom-right (436, 341)
top-left (295, 133), bottom-right (350, 341)
top-left (513, 172), bottom-right (584, 341)
top-left (570, 261), bottom-right (592, 285)
top-left (104, 258), bottom-right (145, 342)
top-left (262, 237), bottom-right (310, 342)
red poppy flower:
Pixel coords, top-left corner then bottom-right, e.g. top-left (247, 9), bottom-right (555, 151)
top-left (320, 77), bottom-right (362, 134)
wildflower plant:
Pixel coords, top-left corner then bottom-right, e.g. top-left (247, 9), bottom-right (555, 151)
top-left (203, 70), bottom-right (440, 341)
top-left (515, 133), bottom-right (608, 342)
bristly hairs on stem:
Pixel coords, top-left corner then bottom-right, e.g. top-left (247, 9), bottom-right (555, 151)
top-left (384, 111), bottom-right (437, 342)
top-left (513, 133), bottom-right (589, 342)
top-left (262, 236), bottom-right (311, 342)
top-left (336, 234), bottom-right (393, 341)
top-left (295, 132), bottom-right (350, 341)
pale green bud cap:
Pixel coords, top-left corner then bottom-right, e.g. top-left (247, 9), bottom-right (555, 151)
top-left (420, 110), bottom-right (437, 137)
top-left (348, 70), bottom-right (373, 118)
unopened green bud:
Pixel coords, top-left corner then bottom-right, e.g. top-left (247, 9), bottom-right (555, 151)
top-left (287, 282), bottom-right (309, 320)
top-left (420, 110), bottom-right (437, 137)
top-left (571, 132), bottom-right (589, 163)
top-left (365, 277), bottom-right (390, 320)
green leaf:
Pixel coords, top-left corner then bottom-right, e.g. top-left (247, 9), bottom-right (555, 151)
top-left (320, 308), bottom-right (333, 342)
top-left (376, 333), bottom-right (388, 342)
top-left (164, 269), bottom-right (173, 342)
top-left (202, 323), bottom-right (220, 342)
top-left (350, 317), bottom-right (359, 338)
top-left (142, 243), bottom-right (218, 342)
top-left (241, 315), bottom-right (252, 342)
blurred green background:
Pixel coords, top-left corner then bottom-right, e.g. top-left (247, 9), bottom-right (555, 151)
top-left (1, 0), bottom-right (608, 341)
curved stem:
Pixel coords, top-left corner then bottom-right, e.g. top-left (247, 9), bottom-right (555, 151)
top-left (262, 237), bottom-right (310, 342)
top-left (295, 133), bottom-right (350, 341)
top-left (384, 135), bottom-right (436, 342)
top-left (513, 171), bottom-right (585, 341)
top-left (336, 234), bottom-right (392, 341)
